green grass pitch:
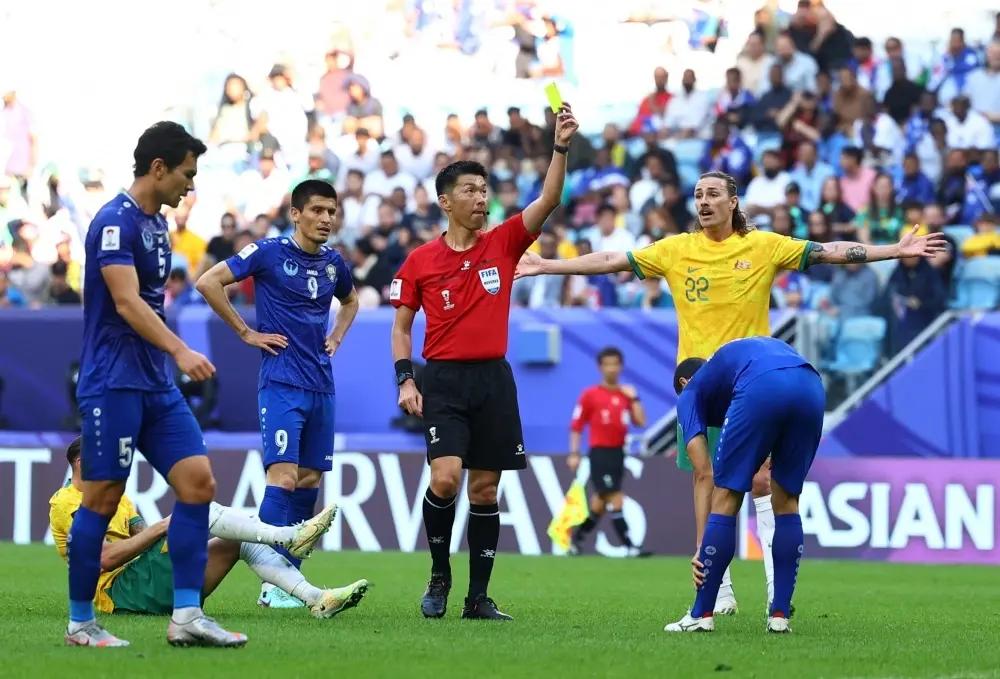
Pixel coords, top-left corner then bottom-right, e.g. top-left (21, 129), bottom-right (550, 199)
top-left (2, 544), bottom-right (999, 679)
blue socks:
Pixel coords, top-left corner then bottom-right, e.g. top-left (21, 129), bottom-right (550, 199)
top-left (168, 501), bottom-right (210, 611)
top-left (770, 513), bottom-right (804, 618)
top-left (67, 506), bottom-right (112, 623)
top-left (690, 513), bottom-right (737, 618)
top-left (259, 484), bottom-right (294, 564)
top-left (287, 488), bottom-right (320, 569)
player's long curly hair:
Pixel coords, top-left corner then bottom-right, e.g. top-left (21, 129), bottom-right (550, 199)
top-left (696, 171), bottom-right (756, 237)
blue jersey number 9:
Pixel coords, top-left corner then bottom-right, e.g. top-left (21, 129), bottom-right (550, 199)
top-left (307, 276), bottom-right (319, 300)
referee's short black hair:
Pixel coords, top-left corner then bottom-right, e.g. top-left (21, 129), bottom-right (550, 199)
top-left (67, 436), bottom-right (82, 464)
top-left (133, 121), bottom-right (207, 178)
top-left (597, 346), bottom-right (623, 364)
top-left (674, 357), bottom-right (707, 395)
top-left (291, 179), bottom-right (338, 211)
top-left (435, 160), bottom-right (488, 197)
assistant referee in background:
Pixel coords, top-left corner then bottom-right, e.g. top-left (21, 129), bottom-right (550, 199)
top-left (389, 104), bottom-right (579, 621)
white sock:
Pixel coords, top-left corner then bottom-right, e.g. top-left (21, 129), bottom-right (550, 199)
top-left (171, 606), bottom-right (203, 624)
top-left (239, 542), bottom-right (322, 606)
top-left (754, 494), bottom-right (776, 604)
top-left (209, 502), bottom-right (294, 546)
top-left (718, 566), bottom-right (734, 600)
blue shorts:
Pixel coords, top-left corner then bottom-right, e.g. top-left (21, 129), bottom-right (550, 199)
top-left (78, 387), bottom-right (207, 482)
top-left (258, 382), bottom-right (336, 472)
top-left (713, 366), bottom-right (825, 495)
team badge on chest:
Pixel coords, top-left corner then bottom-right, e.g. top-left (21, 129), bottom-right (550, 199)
top-left (478, 266), bottom-right (500, 295)
top-left (326, 264), bottom-right (337, 284)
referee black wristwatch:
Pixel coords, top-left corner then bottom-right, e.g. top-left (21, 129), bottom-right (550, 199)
top-left (553, 143), bottom-right (570, 154)
top-left (395, 359), bottom-right (414, 386)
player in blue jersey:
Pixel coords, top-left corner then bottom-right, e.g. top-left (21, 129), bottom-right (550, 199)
top-left (197, 179), bottom-right (360, 609)
top-left (662, 337), bottom-right (825, 635)
top-left (70, 121), bottom-right (246, 649)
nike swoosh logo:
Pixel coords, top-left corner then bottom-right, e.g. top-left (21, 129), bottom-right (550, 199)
top-left (687, 267), bottom-right (703, 273)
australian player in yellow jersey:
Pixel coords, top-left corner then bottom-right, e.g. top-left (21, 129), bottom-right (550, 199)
top-left (50, 438), bottom-right (369, 646)
top-left (516, 171), bottom-right (945, 615)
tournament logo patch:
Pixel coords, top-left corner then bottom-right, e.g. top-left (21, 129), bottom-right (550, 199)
top-left (100, 225), bottom-right (121, 251)
top-left (389, 278), bottom-right (402, 301)
top-left (326, 264), bottom-right (337, 284)
top-left (478, 266), bottom-right (500, 295)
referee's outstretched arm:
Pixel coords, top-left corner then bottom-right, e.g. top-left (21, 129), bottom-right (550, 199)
top-left (519, 102), bottom-right (580, 236)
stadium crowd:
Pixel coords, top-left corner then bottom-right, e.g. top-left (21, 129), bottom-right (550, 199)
top-left (1, 1), bottom-right (998, 360)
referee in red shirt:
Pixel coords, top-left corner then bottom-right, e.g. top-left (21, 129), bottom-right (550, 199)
top-left (567, 347), bottom-right (650, 557)
top-left (390, 104), bottom-right (579, 621)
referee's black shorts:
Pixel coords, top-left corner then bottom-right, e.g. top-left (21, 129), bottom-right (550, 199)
top-left (421, 358), bottom-right (526, 471)
top-left (588, 446), bottom-right (626, 493)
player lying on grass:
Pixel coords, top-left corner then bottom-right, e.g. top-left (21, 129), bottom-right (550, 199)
top-left (50, 437), bottom-right (369, 634)
top-left (663, 337), bottom-right (824, 634)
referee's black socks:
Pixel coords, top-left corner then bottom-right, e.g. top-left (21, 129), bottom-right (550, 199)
top-left (423, 489), bottom-right (457, 579)
top-left (609, 511), bottom-right (634, 548)
top-left (467, 503), bottom-right (500, 600)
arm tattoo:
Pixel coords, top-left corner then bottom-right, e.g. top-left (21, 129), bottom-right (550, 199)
top-left (805, 242), bottom-right (868, 265)
top-left (130, 517), bottom-right (147, 536)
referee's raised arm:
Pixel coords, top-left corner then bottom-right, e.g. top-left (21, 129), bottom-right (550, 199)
top-left (387, 106), bottom-right (580, 623)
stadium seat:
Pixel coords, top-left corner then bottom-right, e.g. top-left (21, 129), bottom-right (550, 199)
top-left (808, 281), bottom-right (832, 309)
top-left (943, 225), bottom-right (976, 250)
top-left (670, 139), bottom-right (705, 190)
top-left (950, 256), bottom-right (1000, 311)
top-left (821, 315), bottom-right (887, 393)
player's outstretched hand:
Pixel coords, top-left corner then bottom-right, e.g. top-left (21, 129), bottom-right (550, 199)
top-left (174, 347), bottom-right (216, 381)
top-left (898, 224), bottom-right (947, 259)
top-left (241, 329), bottom-right (288, 356)
top-left (514, 251), bottom-right (544, 280)
top-left (398, 379), bottom-right (423, 417)
top-left (691, 554), bottom-right (706, 590)
top-left (554, 102), bottom-right (579, 146)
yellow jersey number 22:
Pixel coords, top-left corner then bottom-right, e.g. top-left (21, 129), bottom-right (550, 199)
top-left (684, 273), bottom-right (709, 302)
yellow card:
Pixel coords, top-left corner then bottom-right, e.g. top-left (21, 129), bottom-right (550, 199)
top-left (544, 82), bottom-right (563, 113)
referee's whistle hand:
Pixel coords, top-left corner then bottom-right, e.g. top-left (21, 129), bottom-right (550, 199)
top-left (398, 380), bottom-right (423, 417)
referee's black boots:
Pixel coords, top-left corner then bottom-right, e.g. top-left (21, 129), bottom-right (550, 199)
top-left (461, 595), bottom-right (513, 621)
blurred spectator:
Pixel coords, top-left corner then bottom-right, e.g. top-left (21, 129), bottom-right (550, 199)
top-left (205, 213), bottom-right (239, 268)
top-left (170, 206), bottom-right (207, 274)
top-left (241, 148), bottom-right (292, 223)
top-left (589, 204), bottom-right (635, 252)
top-left (884, 256), bottom-right (948, 355)
top-left (513, 232), bottom-right (563, 308)
top-left (832, 65), bottom-right (875, 136)
top-left (166, 268), bottom-right (199, 308)
top-left (630, 68), bottom-right (671, 138)
top-left (750, 63), bottom-right (793, 135)
top-left (921, 203), bottom-right (958, 286)
top-left (942, 95), bottom-right (996, 151)
top-left (333, 128), bottom-right (382, 185)
top-left (715, 67), bottom-right (755, 129)
top-left (342, 74), bottom-right (384, 139)
top-left (661, 69), bottom-right (711, 140)
top-left (48, 261), bottom-right (80, 305)
top-left (852, 100), bottom-right (904, 168)
top-left (700, 120), bottom-right (753, 188)
top-left (961, 214), bottom-right (1000, 259)
top-left (1, 83), bottom-right (36, 197)
top-left (830, 262), bottom-right (879, 318)
top-left (789, 140), bottom-right (834, 211)
top-left (851, 37), bottom-right (889, 98)
top-left (778, 91), bottom-right (823, 166)
top-left (883, 58), bottom-right (924, 126)
top-left (787, 0), bottom-right (854, 73)
top-left (737, 32), bottom-right (769, 95)
top-left (8, 237), bottom-right (49, 306)
top-left (744, 149), bottom-right (790, 226)
top-left (804, 210), bottom-right (837, 282)
top-left (963, 42), bottom-right (1000, 127)
top-left (884, 37), bottom-right (928, 86)
top-left (896, 153), bottom-right (936, 206)
top-left (395, 127), bottom-right (436, 181)
top-left (929, 28), bottom-right (981, 94)
top-left (0, 269), bottom-right (26, 307)
top-left (208, 74), bottom-right (255, 173)
top-left (854, 173), bottom-right (903, 245)
top-left (819, 175), bottom-right (858, 239)
top-left (316, 49), bottom-right (355, 122)
top-left (251, 65), bottom-right (309, 170)
top-left (631, 277), bottom-right (674, 309)
top-left (838, 147), bottom-right (876, 212)
top-left (761, 33), bottom-right (818, 95)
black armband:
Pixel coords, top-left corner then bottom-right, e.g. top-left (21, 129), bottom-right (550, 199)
top-left (395, 359), bottom-right (414, 386)
top-left (553, 144), bottom-right (570, 155)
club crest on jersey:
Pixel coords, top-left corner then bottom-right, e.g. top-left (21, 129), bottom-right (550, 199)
top-left (140, 229), bottom-right (155, 251)
top-left (283, 260), bottom-right (299, 277)
top-left (733, 260), bottom-right (752, 270)
top-left (478, 266), bottom-right (500, 295)
top-left (326, 264), bottom-right (337, 283)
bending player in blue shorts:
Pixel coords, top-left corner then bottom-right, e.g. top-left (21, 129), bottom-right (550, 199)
top-left (663, 337), bottom-right (825, 634)
top-left (197, 179), bottom-right (361, 609)
top-left (70, 122), bottom-right (245, 648)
